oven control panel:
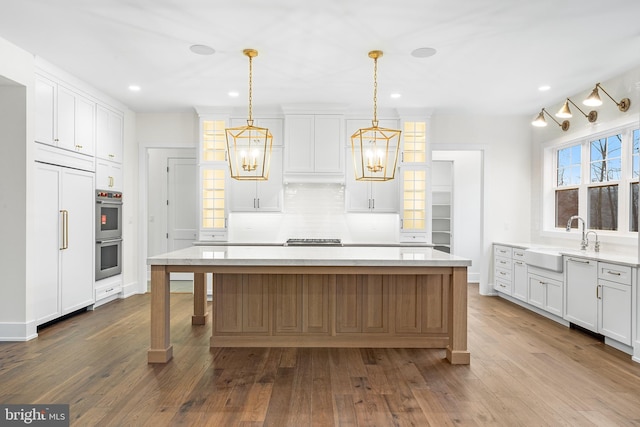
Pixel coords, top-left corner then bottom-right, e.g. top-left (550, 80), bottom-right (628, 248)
top-left (96, 190), bottom-right (123, 200)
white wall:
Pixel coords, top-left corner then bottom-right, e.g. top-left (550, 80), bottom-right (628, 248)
top-left (529, 66), bottom-right (640, 260)
top-left (433, 151), bottom-right (483, 284)
top-left (136, 112), bottom-right (199, 290)
top-left (0, 37), bottom-right (34, 339)
top-left (431, 114), bottom-right (533, 294)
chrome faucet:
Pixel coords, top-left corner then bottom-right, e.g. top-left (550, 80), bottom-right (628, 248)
top-left (585, 230), bottom-right (600, 252)
top-left (566, 215), bottom-right (588, 250)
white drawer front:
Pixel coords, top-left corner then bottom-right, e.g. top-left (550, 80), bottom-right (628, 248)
top-left (598, 262), bottom-right (632, 285)
top-left (495, 266), bottom-right (512, 282)
top-left (512, 249), bottom-right (526, 260)
top-left (494, 245), bottom-right (512, 258)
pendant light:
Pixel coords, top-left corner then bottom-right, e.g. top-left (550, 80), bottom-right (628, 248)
top-left (225, 49), bottom-right (273, 180)
top-left (351, 50), bottom-right (401, 181)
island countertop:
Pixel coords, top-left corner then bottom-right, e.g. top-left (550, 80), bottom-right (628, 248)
top-left (147, 245), bottom-right (472, 267)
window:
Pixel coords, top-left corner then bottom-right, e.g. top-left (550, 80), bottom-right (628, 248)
top-left (551, 126), bottom-right (638, 234)
top-left (557, 144), bottom-right (581, 186)
top-left (587, 134), bottom-right (621, 230)
top-left (555, 144), bottom-right (580, 228)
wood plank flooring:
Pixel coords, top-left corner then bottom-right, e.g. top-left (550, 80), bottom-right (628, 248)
top-left (2, 284), bottom-right (640, 426)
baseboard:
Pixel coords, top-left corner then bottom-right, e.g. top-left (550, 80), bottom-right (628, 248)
top-left (0, 321), bottom-right (38, 342)
top-left (122, 280), bottom-right (141, 298)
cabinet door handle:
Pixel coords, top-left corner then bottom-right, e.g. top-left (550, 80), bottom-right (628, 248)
top-left (568, 258), bottom-right (590, 264)
top-left (257, 198), bottom-right (260, 209)
top-left (60, 210), bottom-right (69, 250)
top-left (371, 199), bottom-right (375, 209)
top-left (596, 285), bottom-right (601, 299)
top-left (606, 270), bottom-right (621, 276)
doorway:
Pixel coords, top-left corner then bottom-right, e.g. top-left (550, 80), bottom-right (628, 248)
top-left (147, 148), bottom-right (197, 284)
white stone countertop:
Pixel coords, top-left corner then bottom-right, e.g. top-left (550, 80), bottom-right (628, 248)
top-left (494, 242), bottom-right (639, 267)
top-left (148, 245), bottom-right (472, 267)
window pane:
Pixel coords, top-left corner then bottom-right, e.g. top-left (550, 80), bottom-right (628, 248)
top-left (557, 145), bottom-right (580, 187)
top-left (631, 182), bottom-right (638, 232)
top-left (633, 129), bottom-right (639, 179)
top-left (556, 188), bottom-right (578, 228)
top-left (590, 134), bottom-right (622, 183)
top-left (588, 185), bottom-right (618, 230)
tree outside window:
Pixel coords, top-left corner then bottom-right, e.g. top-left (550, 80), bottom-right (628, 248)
top-left (588, 135), bottom-right (621, 230)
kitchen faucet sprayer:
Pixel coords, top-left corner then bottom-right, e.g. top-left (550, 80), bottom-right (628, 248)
top-left (566, 215), bottom-right (588, 250)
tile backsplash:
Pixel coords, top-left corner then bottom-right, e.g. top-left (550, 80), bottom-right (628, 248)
top-left (228, 183), bottom-right (399, 243)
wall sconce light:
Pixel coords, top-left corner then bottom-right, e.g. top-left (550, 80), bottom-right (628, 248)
top-left (583, 83), bottom-right (631, 112)
top-left (531, 108), bottom-right (570, 131)
top-left (556, 98), bottom-right (598, 123)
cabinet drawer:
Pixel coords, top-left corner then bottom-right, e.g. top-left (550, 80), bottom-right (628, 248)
top-left (494, 245), bottom-right (512, 258)
top-left (495, 256), bottom-right (512, 270)
top-left (512, 249), bottom-right (526, 261)
top-left (495, 266), bottom-right (512, 282)
top-left (598, 262), bottom-right (632, 285)
top-left (495, 278), bottom-right (512, 294)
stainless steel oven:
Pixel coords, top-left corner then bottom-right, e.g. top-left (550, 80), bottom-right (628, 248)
top-left (96, 190), bottom-right (122, 240)
top-left (96, 238), bottom-right (122, 280)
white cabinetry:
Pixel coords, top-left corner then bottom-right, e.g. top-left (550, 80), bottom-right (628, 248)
top-left (564, 257), bottom-right (598, 331)
top-left (512, 248), bottom-right (528, 301)
top-left (34, 162), bottom-right (94, 325)
top-left (597, 262), bottom-right (632, 345)
top-left (96, 159), bottom-right (123, 192)
top-left (229, 147), bottom-right (283, 211)
top-left (96, 105), bottom-right (123, 163)
top-left (345, 169), bottom-right (398, 212)
top-left (527, 266), bottom-right (563, 317)
top-left (565, 257), bottom-right (632, 346)
top-left (493, 244), bottom-right (513, 295)
top-left (285, 115), bottom-right (343, 181)
top-left (35, 74), bottom-right (95, 157)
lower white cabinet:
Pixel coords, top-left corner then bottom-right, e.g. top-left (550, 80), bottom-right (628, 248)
top-left (512, 249), bottom-right (528, 302)
top-left (564, 257), bottom-right (598, 330)
top-left (565, 257), bottom-right (632, 345)
top-left (34, 162), bottom-right (95, 325)
top-left (527, 267), bottom-right (563, 318)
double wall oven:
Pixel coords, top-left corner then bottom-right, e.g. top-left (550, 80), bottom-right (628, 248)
top-left (96, 190), bottom-right (123, 280)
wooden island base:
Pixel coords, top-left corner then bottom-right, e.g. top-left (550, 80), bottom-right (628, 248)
top-left (149, 263), bottom-right (470, 365)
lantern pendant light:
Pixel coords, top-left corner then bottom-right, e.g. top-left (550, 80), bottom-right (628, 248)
top-left (225, 49), bottom-right (273, 180)
top-left (351, 50), bottom-right (401, 181)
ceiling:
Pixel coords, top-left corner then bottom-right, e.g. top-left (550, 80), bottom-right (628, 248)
top-left (2, 0), bottom-right (640, 115)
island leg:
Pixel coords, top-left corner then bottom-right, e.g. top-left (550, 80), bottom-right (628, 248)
top-left (148, 265), bottom-right (173, 363)
top-left (446, 267), bottom-right (470, 364)
top-left (192, 273), bottom-right (208, 325)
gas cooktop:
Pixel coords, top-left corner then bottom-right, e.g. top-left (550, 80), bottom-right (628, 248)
top-left (285, 238), bottom-right (343, 246)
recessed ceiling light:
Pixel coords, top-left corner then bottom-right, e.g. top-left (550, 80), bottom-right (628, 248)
top-left (228, 91), bottom-right (239, 97)
top-left (411, 47), bottom-right (437, 58)
top-left (390, 93), bottom-right (402, 99)
top-left (128, 85), bottom-right (141, 92)
top-left (538, 85), bottom-right (551, 91)
top-left (190, 44), bottom-right (215, 55)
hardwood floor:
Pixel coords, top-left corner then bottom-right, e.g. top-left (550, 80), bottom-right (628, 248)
top-left (2, 284), bottom-right (640, 426)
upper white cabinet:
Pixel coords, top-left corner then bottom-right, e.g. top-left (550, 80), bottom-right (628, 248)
top-left (96, 104), bottom-right (123, 163)
top-left (35, 74), bottom-right (96, 157)
top-left (229, 147), bottom-right (283, 211)
top-left (96, 158), bottom-right (123, 192)
top-left (284, 114), bottom-right (343, 181)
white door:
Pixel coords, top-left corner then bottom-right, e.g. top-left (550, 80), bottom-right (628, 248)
top-left (34, 163), bottom-right (62, 324)
top-left (167, 157), bottom-right (197, 280)
top-left (60, 168), bottom-right (95, 313)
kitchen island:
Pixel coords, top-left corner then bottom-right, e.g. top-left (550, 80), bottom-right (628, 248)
top-left (147, 245), bottom-right (472, 364)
